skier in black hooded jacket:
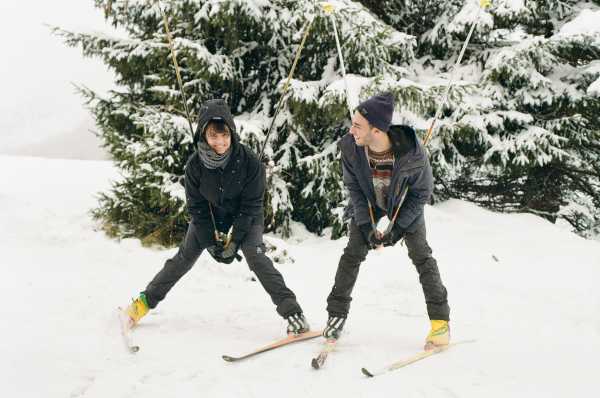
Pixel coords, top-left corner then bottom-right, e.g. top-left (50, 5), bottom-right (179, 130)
top-left (124, 99), bottom-right (309, 335)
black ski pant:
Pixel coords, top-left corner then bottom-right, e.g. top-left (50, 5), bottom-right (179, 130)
top-left (142, 222), bottom-right (302, 318)
top-left (326, 220), bottom-right (450, 321)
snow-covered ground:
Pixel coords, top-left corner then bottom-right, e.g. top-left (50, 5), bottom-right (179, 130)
top-left (0, 1), bottom-right (115, 159)
top-left (1, 2), bottom-right (599, 396)
top-left (1, 154), bottom-right (598, 398)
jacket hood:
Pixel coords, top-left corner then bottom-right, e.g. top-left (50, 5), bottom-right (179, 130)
top-left (388, 125), bottom-right (416, 156)
top-left (193, 99), bottom-right (240, 148)
top-left (387, 124), bottom-right (426, 164)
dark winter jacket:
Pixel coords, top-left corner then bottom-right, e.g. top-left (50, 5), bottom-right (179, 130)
top-left (339, 125), bottom-right (433, 233)
top-left (184, 101), bottom-right (265, 244)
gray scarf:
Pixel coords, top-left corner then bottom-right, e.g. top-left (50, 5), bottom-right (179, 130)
top-left (197, 140), bottom-right (232, 169)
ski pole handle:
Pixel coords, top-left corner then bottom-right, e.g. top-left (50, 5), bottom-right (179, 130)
top-left (321, 2), bottom-right (335, 14)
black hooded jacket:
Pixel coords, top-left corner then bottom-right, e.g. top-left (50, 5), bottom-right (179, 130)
top-left (184, 99), bottom-right (265, 244)
top-left (339, 124), bottom-right (433, 232)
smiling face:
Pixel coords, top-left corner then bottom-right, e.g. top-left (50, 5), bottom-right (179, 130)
top-left (204, 121), bottom-right (232, 155)
top-left (349, 111), bottom-right (377, 147)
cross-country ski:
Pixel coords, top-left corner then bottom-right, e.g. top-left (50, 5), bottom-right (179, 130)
top-left (311, 338), bottom-right (337, 370)
top-left (361, 342), bottom-right (472, 378)
top-left (222, 331), bottom-right (321, 362)
top-left (117, 307), bottom-right (140, 354)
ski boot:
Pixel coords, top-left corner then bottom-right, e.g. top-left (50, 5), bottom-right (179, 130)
top-left (286, 312), bottom-right (310, 335)
top-left (424, 319), bottom-right (450, 350)
top-left (323, 314), bottom-right (346, 340)
top-left (125, 293), bottom-right (149, 328)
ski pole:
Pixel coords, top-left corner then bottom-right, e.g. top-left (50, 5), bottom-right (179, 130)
top-left (258, 16), bottom-right (316, 161)
top-left (387, 0), bottom-right (492, 235)
top-left (423, 0), bottom-right (491, 145)
top-left (156, 0), bottom-right (195, 138)
top-left (155, 0), bottom-right (227, 237)
top-left (322, 2), bottom-right (352, 116)
top-left (323, 2), bottom-right (382, 239)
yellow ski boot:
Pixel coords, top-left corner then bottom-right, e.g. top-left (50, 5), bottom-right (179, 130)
top-left (424, 320), bottom-right (450, 350)
top-left (125, 293), bottom-right (149, 327)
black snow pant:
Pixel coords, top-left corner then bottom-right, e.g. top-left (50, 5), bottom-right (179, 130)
top-left (142, 222), bottom-right (302, 318)
top-left (326, 220), bottom-right (450, 321)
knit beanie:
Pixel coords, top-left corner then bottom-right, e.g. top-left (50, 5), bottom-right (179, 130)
top-left (356, 92), bottom-right (395, 132)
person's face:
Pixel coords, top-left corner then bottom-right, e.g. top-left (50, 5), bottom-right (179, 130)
top-left (205, 126), bottom-right (231, 155)
top-left (349, 111), bottom-right (375, 147)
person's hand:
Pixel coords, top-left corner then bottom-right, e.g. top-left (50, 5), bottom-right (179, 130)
top-left (383, 224), bottom-right (405, 247)
top-left (358, 223), bottom-right (384, 249)
top-left (207, 242), bottom-right (227, 263)
top-left (219, 241), bottom-right (240, 264)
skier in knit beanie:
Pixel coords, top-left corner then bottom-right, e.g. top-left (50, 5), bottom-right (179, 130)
top-left (322, 92), bottom-right (451, 351)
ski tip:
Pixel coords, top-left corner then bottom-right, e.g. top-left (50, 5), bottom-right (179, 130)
top-left (311, 358), bottom-right (321, 370)
top-left (222, 355), bottom-right (237, 362)
top-left (361, 367), bottom-right (374, 378)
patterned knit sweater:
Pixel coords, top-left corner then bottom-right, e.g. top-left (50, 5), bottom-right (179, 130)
top-left (366, 146), bottom-right (395, 212)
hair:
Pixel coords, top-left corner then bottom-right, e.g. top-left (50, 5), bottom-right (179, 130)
top-left (204, 119), bottom-right (231, 136)
top-left (354, 107), bottom-right (375, 131)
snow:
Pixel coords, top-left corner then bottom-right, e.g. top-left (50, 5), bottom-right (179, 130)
top-left (2, 154), bottom-right (599, 397)
top-left (588, 76), bottom-right (600, 97)
top-left (557, 9), bottom-right (600, 38)
top-left (174, 37), bottom-right (234, 78)
top-left (493, 0), bottom-right (528, 18)
top-left (322, 74), bottom-right (371, 111)
top-left (2, 0), bottom-right (600, 394)
top-left (447, 0), bottom-right (494, 34)
top-left (196, 0), bottom-right (273, 21)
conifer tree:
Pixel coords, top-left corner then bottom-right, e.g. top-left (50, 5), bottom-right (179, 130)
top-left (54, 0), bottom-right (415, 243)
top-left (57, 0), bottom-right (600, 243)
top-left (359, 0), bottom-right (600, 237)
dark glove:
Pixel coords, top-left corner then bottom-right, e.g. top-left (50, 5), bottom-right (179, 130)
top-left (207, 242), bottom-right (225, 262)
top-left (219, 241), bottom-right (242, 264)
top-left (383, 224), bottom-right (405, 247)
top-left (358, 223), bottom-right (384, 249)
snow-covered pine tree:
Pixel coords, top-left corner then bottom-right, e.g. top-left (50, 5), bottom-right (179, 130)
top-left (53, 0), bottom-right (415, 244)
top-left (56, 0), bottom-right (599, 243)
top-left (359, 0), bottom-right (600, 238)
